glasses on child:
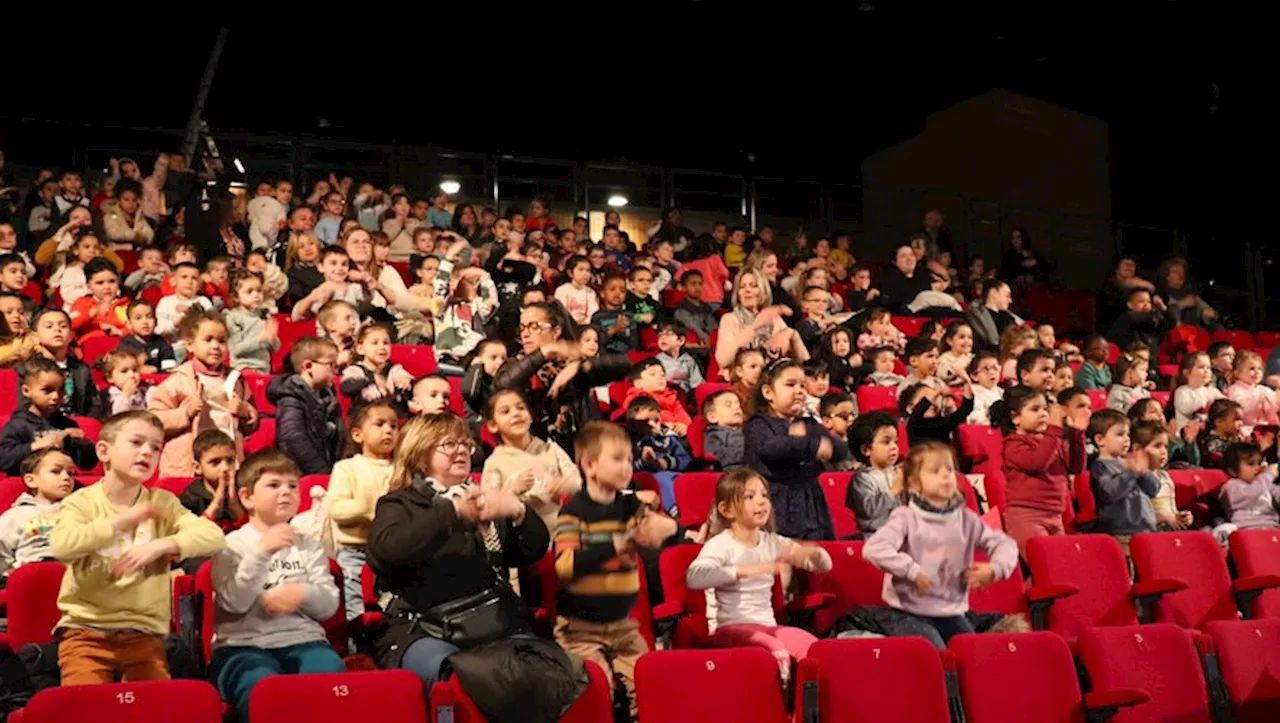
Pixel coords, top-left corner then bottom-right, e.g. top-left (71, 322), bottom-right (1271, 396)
top-left (437, 439), bottom-right (477, 455)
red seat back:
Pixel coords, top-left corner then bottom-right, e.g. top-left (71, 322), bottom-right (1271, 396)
top-left (795, 541), bottom-right (885, 636)
top-left (817, 472), bottom-right (858, 540)
top-left (1131, 531), bottom-right (1238, 629)
top-left (950, 632), bottom-right (1085, 723)
top-left (1205, 619), bottom-right (1280, 722)
top-left (252, 671), bottom-right (426, 723)
top-left (967, 549), bottom-right (1028, 615)
top-left (1087, 389), bottom-right (1109, 411)
top-left (4, 561), bottom-right (67, 650)
top-left (1213, 329), bottom-right (1256, 351)
top-left (80, 335), bottom-right (123, 365)
top-left (272, 314), bottom-right (316, 372)
top-left (687, 415), bottom-right (709, 459)
top-left (244, 417), bottom-right (277, 455)
top-left (298, 474), bottom-right (330, 513)
top-left (389, 344), bottom-right (438, 378)
top-left (658, 543), bottom-right (710, 649)
top-left (891, 316), bottom-right (927, 338)
top-left (240, 370), bottom-right (274, 415)
top-left (1229, 529), bottom-right (1280, 618)
top-left (1256, 331), bottom-right (1280, 349)
top-left (855, 385), bottom-right (899, 415)
top-left (1026, 534), bottom-right (1137, 642)
top-left (20, 280), bottom-right (43, 306)
top-left (798, 637), bottom-right (951, 723)
top-left (694, 382), bottom-right (730, 412)
top-left (20, 680), bottom-right (223, 723)
top-left (1167, 468), bottom-right (1229, 510)
top-left (673, 472), bottom-right (720, 528)
top-left (1077, 624), bottom-right (1211, 723)
top-left (0, 369), bottom-right (18, 426)
top-left (149, 477), bottom-right (194, 497)
top-left (0, 476), bottom-right (29, 512)
top-left (636, 648), bottom-right (789, 723)
top-left (1074, 470), bottom-right (1097, 526)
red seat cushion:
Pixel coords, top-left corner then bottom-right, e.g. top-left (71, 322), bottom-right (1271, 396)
top-left (1077, 625), bottom-right (1211, 723)
top-left (636, 648), bottom-right (790, 723)
top-left (252, 671), bottom-right (426, 723)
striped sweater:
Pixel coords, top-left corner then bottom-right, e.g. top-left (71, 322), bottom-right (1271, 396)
top-left (553, 489), bottom-right (644, 623)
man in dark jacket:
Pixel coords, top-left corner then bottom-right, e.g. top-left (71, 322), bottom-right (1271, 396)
top-left (267, 337), bottom-right (343, 475)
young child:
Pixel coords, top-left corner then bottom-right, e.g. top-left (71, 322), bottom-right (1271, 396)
top-left (622, 358), bottom-right (692, 430)
top-left (703, 390), bottom-right (745, 467)
top-left (1227, 350), bottom-right (1280, 428)
top-left (897, 337), bottom-right (954, 414)
top-left (626, 396), bottom-right (693, 474)
top-left (730, 348), bottom-right (765, 410)
top-left (865, 347), bottom-right (907, 388)
top-left (0, 449), bottom-right (75, 576)
top-left (591, 276), bottom-right (636, 355)
top-left (626, 266), bottom-right (660, 332)
top-left (555, 421), bottom-right (681, 717)
top-left (857, 307), bottom-right (905, 356)
top-left (1128, 398), bottom-right (1201, 467)
top-left (178, 430), bottom-right (246, 538)
top-left (655, 320), bottom-right (704, 393)
top-left (1015, 348), bottom-right (1058, 397)
top-left (224, 270), bottom-right (280, 374)
top-left (124, 246), bottom-right (167, 294)
top-left (118, 299), bottom-right (176, 373)
top-left (847, 411), bottom-right (903, 535)
top-left (286, 232), bottom-right (324, 305)
top-left (1209, 342), bottom-right (1236, 393)
top-left (745, 359), bottom-right (851, 540)
top-left (461, 338), bottom-right (507, 434)
top-left (818, 327), bottom-right (863, 390)
top-left (685, 468), bottom-right (832, 681)
top-left (325, 401), bottom-right (399, 621)
top-left (1220, 442), bottom-right (1280, 530)
top-left (292, 246), bottom-right (364, 322)
top-left (68, 258), bottom-right (130, 342)
top-left (1088, 409), bottom-right (1158, 556)
top-left (937, 322), bottom-right (975, 387)
top-left (339, 323), bottom-right (413, 418)
top-left (210, 449), bottom-right (346, 722)
top-left (0, 358), bottom-right (98, 475)
top-left (1129, 421), bottom-right (1198, 534)
top-left (28, 308), bottom-right (101, 417)
top-left (1050, 359), bottom-right (1076, 396)
top-left (0, 254), bottom-right (35, 317)
top-left (148, 308), bottom-right (259, 478)
top-left (900, 373), bottom-right (975, 447)
top-left (0, 291), bottom-right (38, 368)
top-left (966, 351), bottom-right (1005, 426)
top-left (1035, 323), bottom-right (1081, 362)
top-left (862, 441), bottom-right (1018, 650)
top-left (408, 375), bottom-right (452, 416)
top-left (54, 231), bottom-right (106, 309)
top-left (50, 410), bottom-right (225, 685)
top-left (1107, 352), bottom-right (1152, 413)
top-left (674, 270), bottom-right (717, 345)
top-left (1172, 351), bottom-right (1223, 429)
top-left (554, 255), bottom-right (599, 326)
top-left (268, 337), bottom-right (343, 476)
top-left (818, 392), bottom-right (859, 472)
top-left (202, 256), bottom-right (232, 309)
top-left (317, 299), bottom-right (360, 368)
top-left (158, 242), bottom-right (198, 295)
top-left (155, 262), bottom-right (214, 341)
top-left (996, 385), bottom-right (1090, 557)
top-left (1074, 335), bottom-right (1113, 391)
top-left (801, 360), bottom-right (831, 419)
top-left (998, 327), bottom-right (1038, 383)
top-left (99, 347), bottom-right (151, 414)
top-left (1200, 398), bottom-right (1248, 470)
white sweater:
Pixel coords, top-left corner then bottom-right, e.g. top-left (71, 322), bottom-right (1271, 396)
top-left (685, 530), bottom-right (831, 631)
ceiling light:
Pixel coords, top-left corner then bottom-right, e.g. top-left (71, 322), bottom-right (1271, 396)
top-left (607, 195), bottom-right (628, 208)
top-left (439, 180), bottom-right (461, 195)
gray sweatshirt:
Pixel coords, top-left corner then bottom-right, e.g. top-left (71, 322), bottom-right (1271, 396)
top-left (847, 467), bottom-right (900, 535)
top-left (685, 530), bottom-right (831, 631)
top-left (1090, 458), bottom-right (1159, 535)
top-left (704, 425), bottom-right (744, 466)
top-left (0, 493), bottom-right (60, 575)
top-left (224, 307), bottom-right (280, 374)
top-left (211, 523), bottom-right (340, 650)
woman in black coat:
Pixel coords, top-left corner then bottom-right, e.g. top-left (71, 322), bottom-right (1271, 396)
top-left (366, 414), bottom-right (549, 687)
top-left (877, 244), bottom-right (932, 315)
top-left (493, 302), bottom-right (630, 457)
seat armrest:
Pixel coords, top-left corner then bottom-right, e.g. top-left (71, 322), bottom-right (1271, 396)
top-left (1084, 687), bottom-right (1151, 722)
top-left (653, 601), bottom-right (684, 623)
top-left (1132, 578), bottom-right (1188, 623)
top-left (1233, 574), bottom-right (1280, 619)
top-left (786, 592), bottom-right (835, 615)
top-left (1027, 584), bottom-right (1079, 631)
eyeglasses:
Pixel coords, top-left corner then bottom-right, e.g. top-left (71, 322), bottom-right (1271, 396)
top-left (436, 439), bottom-right (477, 455)
top-left (519, 321), bottom-right (554, 334)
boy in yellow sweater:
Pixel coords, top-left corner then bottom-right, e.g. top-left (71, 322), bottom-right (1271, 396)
top-left (50, 410), bottom-right (225, 685)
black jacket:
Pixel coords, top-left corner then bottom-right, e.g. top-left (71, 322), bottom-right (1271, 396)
top-left (493, 350), bottom-right (630, 457)
top-left (20, 356), bottom-right (101, 419)
top-left (0, 409), bottom-right (98, 476)
top-left (877, 268), bottom-right (931, 316)
top-left (267, 374), bottom-right (343, 475)
top-left (366, 480), bottom-right (549, 668)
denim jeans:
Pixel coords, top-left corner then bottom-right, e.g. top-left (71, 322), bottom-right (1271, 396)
top-left (213, 641), bottom-right (345, 722)
top-left (335, 547), bottom-right (366, 622)
top-left (400, 636), bottom-right (460, 688)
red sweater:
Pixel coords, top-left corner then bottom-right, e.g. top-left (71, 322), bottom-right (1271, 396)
top-left (1001, 425), bottom-right (1086, 513)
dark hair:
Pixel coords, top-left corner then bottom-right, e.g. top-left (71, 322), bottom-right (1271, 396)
top-left (1009, 226), bottom-right (1032, 249)
top-left (862, 307), bottom-right (892, 334)
top-left (83, 257), bottom-right (118, 281)
top-left (177, 306), bottom-right (225, 342)
top-left (1125, 286), bottom-right (1152, 304)
top-left (0, 252), bottom-right (26, 271)
top-left (979, 278), bottom-right (1008, 303)
top-left (1224, 441), bottom-right (1263, 476)
top-left (486, 387), bottom-right (528, 421)
top-left (904, 336), bottom-right (937, 363)
top-left (1126, 397), bottom-right (1164, 425)
top-left (850, 411), bottom-right (898, 463)
top-left (989, 385), bottom-right (1046, 435)
top-left (1173, 351), bottom-right (1210, 390)
top-left (1057, 385), bottom-right (1088, 406)
top-left (235, 448), bottom-right (301, 493)
top-left (229, 269), bottom-right (264, 301)
top-left (20, 447), bottom-right (69, 480)
top-left (750, 358), bottom-right (803, 417)
top-left (679, 268), bottom-right (704, 284)
top-left (968, 350), bottom-right (999, 375)
top-left (1016, 348), bottom-right (1056, 381)
top-left (656, 319), bottom-right (687, 340)
top-left (21, 356), bottom-right (63, 384)
top-left (345, 399), bottom-right (399, 456)
top-left (171, 261), bottom-right (201, 275)
top-left (1129, 420), bottom-right (1167, 449)
top-left (126, 298), bottom-right (155, 317)
top-left (525, 302), bottom-right (576, 342)
top-left (802, 359), bottom-right (829, 379)
top-left (319, 245), bottom-right (349, 263)
top-left (1113, 353), bottom-right (1147, 386)
top-left (918, 320), bottom-right (941, 340)
top-left (628, 266), bottom-right (653, 281)
top-left (1087, 409), bottom-right (1129, 444)
top-left (819, 391), bottom-right (854, 418)
top-left (1208, 341), bottom-right (1234, 358)
top-left (1206, 398), bottom-right (1243, 432)
top-left (701, 389), bottom-right (736, 418)
top-left (942, 321), bottom-right (971, 348)
top-left (817, 327), bottom-right (853, 364)
top-left (194, 429), bottom-right (236, 463)
top-left (689, 233), bottom-right (720, 261)
top-left (627, 357), bottom-right (665, 383)
top-left (624, 395), bottom-right (662, 437)
top-left (897, 382), bottom-right (930, 416)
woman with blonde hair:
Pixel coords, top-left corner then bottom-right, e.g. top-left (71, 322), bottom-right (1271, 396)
top-left (365, 414), bottom-right (548, 687)
top-left (714, 266), bottom-right (808, 370)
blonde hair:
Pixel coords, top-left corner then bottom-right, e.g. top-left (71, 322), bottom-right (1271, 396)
top-left (731, 267), bottom-right (774, 311)
top-left (285, 232), bottom-right (322, 271)
top-left (573, 421), bottom-right (631, 465)
top-left (901, 441), bottom-right (956, 502)
top-left (389, 414), bottom-right (471, 491)
top-left (998, 326), bottom-right (1037, 364)
top-left (708, 466), bottom-right (774, 535)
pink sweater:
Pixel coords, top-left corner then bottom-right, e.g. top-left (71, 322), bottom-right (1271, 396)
top-left (1227, 382), bottom-right (1279, 427)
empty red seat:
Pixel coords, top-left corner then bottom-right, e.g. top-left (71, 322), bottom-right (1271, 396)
top-left (797, 637), bottom-right (951, 723)
top-left (252, 670), bottom-right (426, 723)
top-left (636, 648), bottom-right (789, 723)
top-left (794, 541), bottom-right (885, 636)
top-left (855, 385), bottom-right (899, 415)
top-left (1256, 331), bottom-right (1280, 349)
top-left (1206, 618), bottom-right (1280, 722)
top-left (19, 280), bottom-right (43, 306)
top-left (687, 415), bottom-right (709, 459)
top-left (1131, 531), bottom-right (1280, 628)
top-left (80, 334), bottom-right (123, 365)
top-left (1229, 529), bottom-right (1280, 618)
top-left (1213, 329), bottom-right (1256, 350)
top-left (0, 476), bottom-right (28, 512)
top-left (0, 369), bottom-right (18, 425)
top-left (448, 375), bottom-right (466, 415)
top-left (672, 472), bottom-right (720, 528)
top-left (817, 472), bottom-right (858, 540)
top-left (1073, 469), bottom-right (1097, 527)
top-left (1077, 624), bottom-right (1213, 723)
top-left (149, 477), bottom-right (194, 497)
top-left (244, 417), bottom-right (277, 455)
top-left (1087, 389), bottom-right (1109, 411)
top-left (1166, 468), bottom-right (1229, 509)
top-left (1149, 390), bottom-right (1171, 408)
top-left (272, 314), bottom-right (316, 372)
top-left (240, 370), bottom-right (275, 415)
top-left (298, 474), bottom-right (331, 513)
top-left (389, 344), bottom-right (438, 378)
top-left (18, 679), bottom-right (222, 723)
top-left (891, 316), bottom-right (926, 338)
top-left (1, 561), bottom-right (65, 653)
top-left (950, 631), bottom-right (1148, 723)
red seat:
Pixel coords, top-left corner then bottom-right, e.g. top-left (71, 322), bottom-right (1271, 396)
top-left (1076, 624), bottom-right (1212, 723)
top-left (817, 472), bottom-right (858, 540)
top-left (272, 314), bottom-right (316, 372)
top-left (1205, 618), bottom-right (1280, 722)
top-left (298, 474), bottom-right (331, 513)
top-left (1074, 469), bottom-right (1097, 527)
top-left (448, 375), bottom-right (466, 415)
top-left (687, 415), bottom-right (709, 459)
top-left (638, 326), bottom-right (658, 351)
top-left (431, 660), bottom-right (611, 723)
top-left (18, 680), bottom-right (222, 723)
top-left (655, 544), bottom-right (710, 649)
top-left (1229, 529), bottom-right (1280, 619)
top-left (1213, 329), bottom-right (1256, 351)
top-left (951, 631), bottom-right (1148, 723)
top-left (636, 648), bottom-right (789, 723)
top-left (1107, 342), bottom-right (1121, 365)
top-left (389, 344), bottom-right (438, 378)
top-left (240, 370), bottom-right (274, 415)
top-left (19, 280), bottom-right (43, 306)
top-left (797, 637), bottom-right (951, 723)
top-left (0, 476), bottom-right (29, 512)
top-left (252, 670), bottom-right (426, 723)
top-left (140, 285), bottom-right (163, 308)
top-left (1, 562), bottom-right (66, 652)
top-left (114, 249), bottom-right (139, 275)
top-left (0, 369), bottom-right (18, 426)
top-left (794, 541), bottom-right (885, 636)
top-left (1025, 534), bottom-right (1143, 643)
top-left (1256, 331), bottom-right (1280, 349)
top-left (672, 472), bottom-right (720, 528)
top-left (67, 416), bottom-right (104, 474)
top-left (149, 477), bottom-right (194, 497)
top-left (891, 316), bottom-right (927, 338)
top-left (243, 417), bottom-right (277, 455)
top-left (967, 549), bottom-right (1028, 616)
top-left (855, 385), bottom-right (899, 416)
top-left (80, 335), bottom-right (123, 365)
top-left (388, 261), bottom-right (410, 286)
top-left (1149, 390), bottom-right (1171, 409)
top-left (1131, 531), bottom-right (1280, 628)
top-left (956, 424), bottom-right (1004, 470)
top-left (1167, 468), bottom-right (1229, 509)
top-left (1087, 389), bottom-right (1109, 411)
top-left (693, 382), bottom-right (730, 412)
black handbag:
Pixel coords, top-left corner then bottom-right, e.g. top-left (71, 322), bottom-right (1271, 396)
top-left (415, 587), bottom-right (528, 649)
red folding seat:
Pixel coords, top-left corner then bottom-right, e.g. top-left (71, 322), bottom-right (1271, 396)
top-left (693, 382), bottom-right (730, 411)
top-left (272, 314), bottom-right (317, 372)
top-left (638, 326), bottom-right (658, 351)
top-left (687, 415), bottom-right (709, 459)
top-left (1025, 534), bottom-right (1178, 643)
top-left (1229, 529), bottom-right (1280, 618)
top-left (1087, 389), bottom-right (1109, 411)
top-left (0, 477), bottom-right (27, 513)
top-left (636, 648), bottom-right (789, 723)
top-left (1149, 390), bottom-right (1171, 409)
top-left (448, 375), bottom-right (466, 415)
top-left (80, 334), bottom-right (123, 365)
top-left (298, 474), bottom-right (330, 513)
top-left (1167, 468), bottom-right (1229, 509)
top-left (672, 472), bottom-right (720, 528)
top-left (252, 670), bottom-right (426, 723)
top-left (855, 385), bottom-right (899, 415)
top-left (1130, 531), bottom-right (1280, 628)
top-left (891, 315), bottom-right (926, 338)
top-left (1107, 341), bottom-right (1121, 364)
top-left (817, 472), bottom-right (858, 539)
top-left (18, 680), bottom-right (222, 723)
top-left (388, 261), bottom-right (410, 286)
top-left (1256, 331), bottom-right (1280, 349)
top-left (1206, 618), bottom-right (1280, 722)
top-left (796, 637), bottom-right (951, 723)
top-left (149, 477), bottom-right (194, 497)
top-left (431, 659), bottom-right (611, 723)
top-left (950, 632), bottom-right (1148, 723)
top-left (956, 424), bottom-right (1003, 472)
top-left (19, 280), bottom-right (43, 306)
top-left (967, 549), bottom-right (1028, 616)
top-left (1073, 469), bottom-right (1097, 527)
top-left (794, 540), bottom-right (885, 636)
top-left (244, 417), bottom-right (277, 455)
top-left (1077, 624), bottom-right (1213, 723)
top-left (1212, 329), bottom-right (1256, 350)
top-left (114, 248), bottom-right (139, 275)
top-left (0, 369), bottom-right (19, 425)
top-left (239, 369), bottom-right (275, 415)
top-left (0, 562), bottom-right (65, 654)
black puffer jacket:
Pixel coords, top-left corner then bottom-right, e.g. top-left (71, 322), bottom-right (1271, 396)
top-left (493, 350), bottom-right (630, 457)
top-left (267, 374), bottom-right (343, 475)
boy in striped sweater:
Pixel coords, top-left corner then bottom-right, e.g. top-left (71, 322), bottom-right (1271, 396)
top-left (554, 421), bottom-right (680, 717)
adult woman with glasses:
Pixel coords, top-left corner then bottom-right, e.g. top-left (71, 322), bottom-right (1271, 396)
top-left (493, 302), bottom-right (629, 456)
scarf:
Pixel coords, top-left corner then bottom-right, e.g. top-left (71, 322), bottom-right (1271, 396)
top-left (909, 492), bottom-right (966, 514)
top-left (417, 473), bottom-right (505, 574)
top-left (734, 306), bottom-right (773, 353)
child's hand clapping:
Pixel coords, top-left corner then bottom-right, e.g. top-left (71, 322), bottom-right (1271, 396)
top-left (1065, 405), bottom-right (1091, 431)
top-left (260, 316), bottom-right (279, 342)
top-left (634, 513), bottom-right (677, 549)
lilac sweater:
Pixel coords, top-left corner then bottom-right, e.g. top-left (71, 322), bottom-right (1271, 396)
top-left (863, 501), bottom-right (1017, 617)
top-left (1220, 466), bottom-right (1280, 530)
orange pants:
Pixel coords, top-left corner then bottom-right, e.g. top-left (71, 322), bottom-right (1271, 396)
top-left (57, 628), bottom-right (170, 686)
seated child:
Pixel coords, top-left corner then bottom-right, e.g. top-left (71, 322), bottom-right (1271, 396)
top-left (462, 339), bottom-right (507, 434)
top-left (224, 270), bottom-right (280, 374)
top-left (67, 258), bottom-right (130, 342)
top-left (622, 358), bottom-right (692, 431)
top-left (202, 256), bottom-right (232, 309)
top-left (703, 390), bottom-right (745, 468)
top-left (936, 322), bottom-right (975, 387)
top-left (862, 441), bottom-right (1018, 650)
top-left (179, 430), bottom-right (247, 534)
top-left (155, 262), bottom-right (214, 340)
top-left (591, 276), bottom-right (637, 354)
top-left (847, 411), bottom-right (902, 535)
top-left (1200, 399), bottom-right (1248, 470)
top-left (998, 326), bottom-right (1037, 384)
top-left (1227, 350), bottom-right (1280, 428)
top-left (27, 308), bottom-right (101, 417)
top-left (1107, 352), bottom-right (1151, 413)
top-left (1128, 398), bottom-right (1200, 466)
top-left (1220, 441), bottom-right (1280, 530)
top-left (210, 449), bottom-right (346, 722)
top-left (123, 246), bottom-right (168, 293)
top-left (317, 299), bottom-right (360, 368)
top-left (1209, 341), bottom-right (1235, 393)
top-left (655, 320), bottom-right (704, 393)
top-left (339, 323), bottom-right (413, 418)
top-left (159, 242), bottom-right (198, 295)
top-left (729, 348), bottom-right (764, 410)
top-left (966, 351), bottom-right (1005, 426)
top-left (245, 249), bottom-right (288, 312)
top-left (857, 307), bottom-right (905, 356)
top-left (0, 253), bottom-right (36, 317)
top-left (117, 299), bottom-right (176, 373)
top-left (1129, 421), bottom-right (1198, 534)
top-left (50, 411), bottom-right (225, 685)
top-left (268, 337), bottom-right (344, 476)
top-left (408, 374), bottom-right (452, 416)
top-left (685, 468), bottom-right (833, 682)
top-left (673, 270), bottom-right (717, 345)
top-left (626, 396), bottom-right (692, 474)
top-left (292, 246), bottom-right (364, 322)
top-left (802, 359), bottom-right (831, 419)
top-left (0, 291), bottom-right (38, 368)
top-left (625, 266), bottom-right (660, 331)
top-left (1088, 409), bottom-right (1158, 556)
top-left (0, 357), bottom-right (98, 475)
top-left (897, 337), bottom-right (955, 415)
top-left (1051, 359), bottom-right (1076, 396)
top-left (1036, 323), bottom-right (1081, 363)
top-left (99, 347), bottom-right (152, 414)
top-left (864, 346), bottom-right (907, 388)
top-left (819, 392), bottom-right (858, 472)
top-left (1074, 334), bottom-right (1113, 391)
top-left (0, 449), bottom-right (75, 576)
top-left (1016, 348), bottom-right (1058, 397)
